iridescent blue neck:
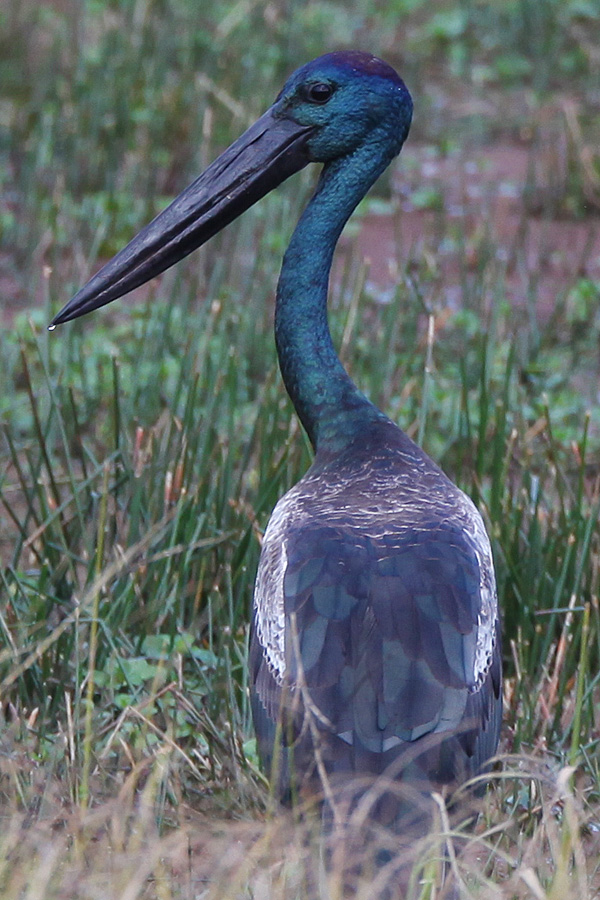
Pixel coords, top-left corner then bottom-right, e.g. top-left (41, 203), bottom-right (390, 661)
top-left (275, 144), bottom-right (393, 452)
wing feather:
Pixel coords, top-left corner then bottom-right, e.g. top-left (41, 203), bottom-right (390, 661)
top-left (251, 482), bottom-right (501, 799)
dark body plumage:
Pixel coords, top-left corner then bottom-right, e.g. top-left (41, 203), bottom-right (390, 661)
top-left (50, 50), bottom-right (502, 851)
top-left (250, 419), bottom-right (501, 810)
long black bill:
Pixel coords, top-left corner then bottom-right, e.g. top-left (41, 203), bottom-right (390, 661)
top-left (49, 109), bottom-right (315, 327)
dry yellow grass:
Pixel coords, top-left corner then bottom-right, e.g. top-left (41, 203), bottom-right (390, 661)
top-left (0, 721), bottom-right (598, 900)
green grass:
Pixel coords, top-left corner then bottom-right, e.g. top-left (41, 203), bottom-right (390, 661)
top-left (1, 0), bottom-right (600, 897)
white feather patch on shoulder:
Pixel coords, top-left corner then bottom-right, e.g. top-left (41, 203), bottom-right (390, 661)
top-left (457, 493), bottom-right (499, 688)
top-left (253, 493), bottom-right (299, 683)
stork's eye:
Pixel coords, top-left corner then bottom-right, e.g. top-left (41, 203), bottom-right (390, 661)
top-left (306, 82), bottom-right (334, 104)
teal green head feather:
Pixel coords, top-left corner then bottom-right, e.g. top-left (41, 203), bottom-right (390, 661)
top-left (274, 50), bottom-right (412, 165)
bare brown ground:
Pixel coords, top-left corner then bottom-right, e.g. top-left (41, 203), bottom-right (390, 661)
top-left (341, 142), bottom-right (600, 325)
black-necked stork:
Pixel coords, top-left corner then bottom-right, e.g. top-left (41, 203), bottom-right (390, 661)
top-left (50, 51), bottom-right (501, 840)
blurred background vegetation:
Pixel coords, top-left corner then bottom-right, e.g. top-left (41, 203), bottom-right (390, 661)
top-left (1, 0), bottom-right (600, 897)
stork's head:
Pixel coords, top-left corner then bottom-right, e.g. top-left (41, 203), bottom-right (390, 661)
top-left (274, 51), bottom-right (412, 163)
top-left (50, 51), bottom-right (411, 328)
